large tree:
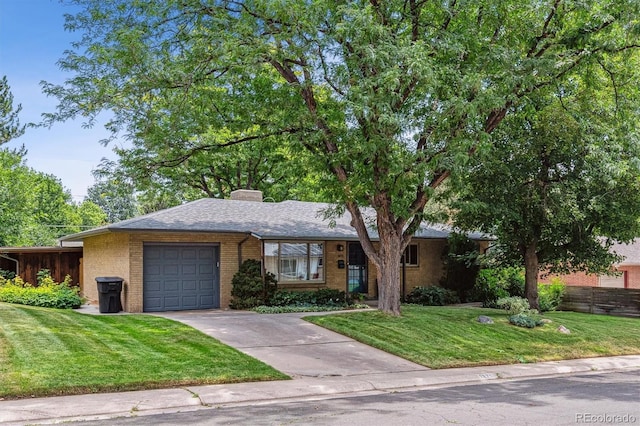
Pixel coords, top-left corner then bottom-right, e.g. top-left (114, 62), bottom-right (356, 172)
top-left (0, 148), bottom-right (105, 246)
top-left (453, 99), bottom-right (640, 310)
top-left (45, 0), bottom-right (640, 314)
top-left (102, 136), bottom-right (329, 204)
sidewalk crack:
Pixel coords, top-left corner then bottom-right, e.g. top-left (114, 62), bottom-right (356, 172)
top-left (184, 388), bottom-right (210, 407)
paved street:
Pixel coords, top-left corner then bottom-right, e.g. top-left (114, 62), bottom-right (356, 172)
top-left (67, 369), bottom-right (640, 426)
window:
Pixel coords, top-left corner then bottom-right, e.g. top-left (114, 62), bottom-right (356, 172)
top-left (264, 242), bottom-right (324, 282)
top-left (402, 244), bottom-right (419, 266)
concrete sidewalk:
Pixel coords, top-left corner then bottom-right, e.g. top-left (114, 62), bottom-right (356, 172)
top-left (2, 307), bottom-right (640, 425)
top-left (2, 355), bottom-right (640, 425)
top-left (155, 309), bottom-right (430, 379)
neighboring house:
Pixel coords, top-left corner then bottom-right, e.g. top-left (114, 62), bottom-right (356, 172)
top-left (540, 240), bottom-right (640, 289)
top-left (0, 246), bottom-right (83, 286)
top-left (59, 190), bottom-right (489, 313)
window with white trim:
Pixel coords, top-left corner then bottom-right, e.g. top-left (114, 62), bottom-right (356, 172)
top-left (264, 242), bottom-right (324, 282)
top-left (402, 244), bottom-right (419, 266)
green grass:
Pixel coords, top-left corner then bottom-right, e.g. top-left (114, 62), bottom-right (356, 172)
top-left (0, 303), bottom-right (288, 399)
top-left (305, 305), bottom-right (640, 369)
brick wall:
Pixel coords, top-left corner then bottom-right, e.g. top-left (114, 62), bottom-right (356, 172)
top-left (625, 266), bottom-right (640, 289)
top-left (82, 233), bottom-right (131, 307)
top-left (540, 265), bottom-right (640, 289)
top-left (83, 230), bottom-right (459, 311)
top-left (540, 270), bottom-right (599, 287)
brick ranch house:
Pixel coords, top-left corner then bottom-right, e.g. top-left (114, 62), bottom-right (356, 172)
top-left (540, 240), bottom-right (640, 289)
top-left (59, 190), bottom-right (489, 313)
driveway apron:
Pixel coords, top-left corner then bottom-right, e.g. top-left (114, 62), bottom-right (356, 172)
top-left (156, 310), bottom-right (429, 379)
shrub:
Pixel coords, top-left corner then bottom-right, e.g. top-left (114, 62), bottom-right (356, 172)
top-left (405, 286), bottom-right (460, 306)
top-left (471, 268), bottom-right (525, 307)
top-left (538, 279), bottom-right (565, 312)
top-left (230, 259), bottom-right (277, 309)
top-left (496, 296), bottom-right (532, 315)
top-left (509, 313), bottom-right (544, 328)
top-left (440, 233), bottom-right (481, 302)
top-left (253, 303), bottom-right (368, 314)
top-left (0, 273), bottom-right (82, 309)
top-left (270, 288), bottom-right (351, 307)
top-left (0, 269), bottom-right (16, 280)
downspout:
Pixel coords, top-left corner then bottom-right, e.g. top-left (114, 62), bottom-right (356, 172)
top-left (401, 256), bottom-right (406, 301)
top-left (237, 233), bottom-right (251, 268)
top-left (0, 253), bottom-right (19, 277)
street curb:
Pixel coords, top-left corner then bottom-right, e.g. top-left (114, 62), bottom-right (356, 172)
top-left (2, 355), bottom-right (639, 425)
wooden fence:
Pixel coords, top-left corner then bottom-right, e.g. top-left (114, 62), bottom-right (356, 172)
top-left (0, 248), bottom-right (82, 287)
top-left (559, 286), bottom-right (640, 317)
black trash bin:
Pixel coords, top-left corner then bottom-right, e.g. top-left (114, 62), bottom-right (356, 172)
top-left (96, 277), bottom-right (123, 313)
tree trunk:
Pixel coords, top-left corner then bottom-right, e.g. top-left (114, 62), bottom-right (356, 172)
top-left (376, 244), bottom-right (403, 316)
top-left (374, 220), bottom-right (405, 316)
top-left (524, 242), bottom-right (540, 311)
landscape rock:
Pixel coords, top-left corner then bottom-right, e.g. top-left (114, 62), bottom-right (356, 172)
top-left (540, 318), bottom-right (553, 324)
top-left (557, 325), bottom-right (571, 334)
top-left (477, 315), bottom-right (494, 324)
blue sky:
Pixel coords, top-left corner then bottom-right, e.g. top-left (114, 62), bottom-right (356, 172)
top-left (0, 0), bottom-right (120, 202)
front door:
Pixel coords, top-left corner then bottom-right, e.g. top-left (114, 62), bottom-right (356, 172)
top-left (347, 242), bottom-right (368, 294)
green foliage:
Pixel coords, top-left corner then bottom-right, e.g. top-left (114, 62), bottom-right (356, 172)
top-left (508, 313), bottom-right (544, 329)
top-left (86, 169), bottom-right (139, 222)
top-left (46, 0), bottom-right (640, 315)
top-left (269, 288), bottom-right (351, 307)
top-left (496, 296), bottom-right (536, 316)
top-left (0, 274), bottom-right (82, 309)
top-left (454, 97), bottom-right (640, 310)
top-left (471, 268), bottom-right (525, 308)
top-left (405, 286), bottom-right (460, 306)
top-left (0, 269), bottom-right (16, 280)
top-left (0, 76), bottom-right (25, 144)
top-left (253, 304), bottom-right (367, 314)
top-left (36, 269), bottom-right (51, 285)
top-left (230, 259), bottom-right (277, 310)
top-left (538, 279), bottom-right (566, 312)
top-left (440, 233), bottom-right (481, 302)
top-left (76, 200), bottom-right (107, 227)
top-left (0, 148), bottom-right (104, 246)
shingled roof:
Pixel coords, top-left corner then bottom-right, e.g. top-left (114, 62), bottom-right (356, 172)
top-left (611, 240), bottom-right (640, 266)
top-left (59, 198), bottom-right (486, 242)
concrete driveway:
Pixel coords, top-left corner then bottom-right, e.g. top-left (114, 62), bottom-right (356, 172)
top-left (156, 310), bottom-right (429, 379)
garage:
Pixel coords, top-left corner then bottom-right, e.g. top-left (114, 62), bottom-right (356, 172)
top-left (598, 272), bottom-right (626, 288)
top-left (143, 244), bottom-right (220, 312)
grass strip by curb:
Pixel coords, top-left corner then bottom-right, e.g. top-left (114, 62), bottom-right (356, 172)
top-left (305, 305), bottom-right (640, 369)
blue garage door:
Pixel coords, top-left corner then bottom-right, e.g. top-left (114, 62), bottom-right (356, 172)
top-left (143, 244), bottom-right (219, 312)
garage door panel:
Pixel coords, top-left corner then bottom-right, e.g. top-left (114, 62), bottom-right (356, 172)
top-left (164, 249), bottom-right (180, 259)
top-left (182, 249), bottom-right (197, 259)
top-left (143, 245), bottom-right (219, 312)
top-left (182, 264), bottom-right (197, 275)
top-left (199, 264), bottom-right (214, 274)
top-left (163, 264), bottom-right (180, 275)
top-left (163, 280), bottom-right (180, 291)
top-left (182, 280), bottom-right (197, 291)
top-left (146, 280), bottom-right (161, 292)
top-left (163, 296), bottom-right (181, 310)
top-left (144, 297), bottom-right (163, 310)
top-left (146, 265), bottom-right (161, 275)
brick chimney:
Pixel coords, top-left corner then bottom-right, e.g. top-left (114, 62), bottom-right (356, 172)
top-left (230, 189), bottom-right (263, 202)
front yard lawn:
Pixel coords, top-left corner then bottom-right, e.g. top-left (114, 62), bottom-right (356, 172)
top-left (305, 305), bottom-right (640, 369)
top-left (0, 303), bottom-right (288, 399)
